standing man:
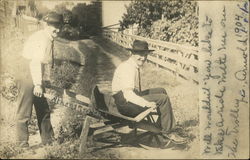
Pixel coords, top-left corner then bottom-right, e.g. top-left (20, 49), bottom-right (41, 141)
top-left (16, 12), bottom-right (63, 147)
top-left (112, 40), bottom-right (186, 145)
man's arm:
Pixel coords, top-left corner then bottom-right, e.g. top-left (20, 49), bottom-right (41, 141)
top-left (23, 31), bottom-right (45, 97)
top-left (123, 89), bottom-right (156, 108)
top-left (29, 59), bottom-right (43, 97)
top-left (29, 59), bottom-right (42, 86)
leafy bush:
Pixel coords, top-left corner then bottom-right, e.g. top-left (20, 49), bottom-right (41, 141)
top-left (0, 73), bottom-right (18, 102)
top-left (51, 1), bottom-right (102, 40)
top-left (43, 39), bottom-right (98, 148)
top-left (45, 61), bottom-right (80, 89)
top-left (120, 0), bottom-right (198, 46)
top-left (56, 109), bottom-right (85, 144)
top-left (150, 14), bottom-right (198, 46)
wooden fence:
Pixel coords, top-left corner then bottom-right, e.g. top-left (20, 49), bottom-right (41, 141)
top-left (102, 29), bottom-right (199, 84)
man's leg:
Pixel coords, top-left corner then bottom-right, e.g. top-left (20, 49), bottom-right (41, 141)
top-left (16, 74), bottom-right (34, 147)
top-left (142, 90), bottom-right (187, 144)
top-left (33, 96), bottom-right (54, 145)
top-left (142, 93), bottom-right (175, 132)
top-left (113, 91), bottom-right (147, 117)
top-left (116, 102), bottom-right (147, 118)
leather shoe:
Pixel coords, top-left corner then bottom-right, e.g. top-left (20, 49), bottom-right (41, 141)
top-left (17, 141), bottom-right (29, 148)
top-left (162, 132), bottom-right (187, 144)
top-left (42, 138), bottom-right (56, 146)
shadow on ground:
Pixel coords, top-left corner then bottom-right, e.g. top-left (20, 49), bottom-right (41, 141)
top-left (87, 118), bottom-right (198, 153)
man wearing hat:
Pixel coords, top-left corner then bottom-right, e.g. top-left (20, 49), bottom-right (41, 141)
top-left (112, 40), bottom-right (186, 145)
top-left (16, 12), bottom-right (63, 147)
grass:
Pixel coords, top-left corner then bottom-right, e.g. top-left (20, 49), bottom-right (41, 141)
top-left (141, 62), bottom-right (199, 124)
top-left (0, 142), bottom-right (24, 159)
top-left (44, 139), bottom-right (120, 159)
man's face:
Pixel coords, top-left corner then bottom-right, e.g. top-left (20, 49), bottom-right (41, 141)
top-left (132, 53), bottom-right (148, 67)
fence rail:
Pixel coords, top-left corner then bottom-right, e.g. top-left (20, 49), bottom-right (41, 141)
top-left (102, 29), bottom-right (199, 84)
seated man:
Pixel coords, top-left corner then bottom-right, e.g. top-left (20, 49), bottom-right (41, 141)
top-left (112, 40), bottom-right (186, 144)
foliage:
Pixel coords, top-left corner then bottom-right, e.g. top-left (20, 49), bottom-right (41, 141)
top-left (44, 140), bottom-right (80, 159)
top-left (59, 24), bottom-right (80, 40)
top-left (0, 142), bottom-right (24, 159)
top-left (43, 40), bottom-right (99, 159)
top-left (150, 14), bottom-right (198, 46)
top-left (45, 139), bottom-right (120, 159)
top-left (120, 0), bottom-right (198, 46)
top-left (0, 73), bottom-right (18, 102)
top-left (56, 109), bottom-right (84, 144)
top-left (43, 40), bottom-right (98, 147)
top-left (120, 0), bottom-right (165, 30)
top-left (46, 1), bottom-right (102, 40)
top-left (72, 1), bottom-right (102, 36)
top-left (47, 61), bottom-right (80, 89)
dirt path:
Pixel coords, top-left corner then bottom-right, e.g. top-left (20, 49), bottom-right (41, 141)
top-left (95, 42), bottom-right (123, 93)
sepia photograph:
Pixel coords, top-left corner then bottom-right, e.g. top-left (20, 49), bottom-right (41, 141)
top-left (0, 0), bottom-right (248, 159)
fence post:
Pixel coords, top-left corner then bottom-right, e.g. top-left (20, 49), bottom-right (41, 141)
top-left (155, 45), bottom-right (161, 68)
top-left (155, 54), bottom-right (159, 68)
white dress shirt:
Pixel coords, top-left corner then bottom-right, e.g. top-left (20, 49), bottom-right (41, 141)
top-left (112, 57), bottom-right (149, 107)
top-left (22, 29), bottom-right (53, 85)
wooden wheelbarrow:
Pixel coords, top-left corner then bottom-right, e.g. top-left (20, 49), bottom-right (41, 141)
top-left (78, 86), bottom-right (163, 157)
top-left (44, 85), bottom-right (162, 158)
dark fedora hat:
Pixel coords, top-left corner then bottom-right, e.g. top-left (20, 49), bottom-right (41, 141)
top-left (43, 12), bottom-right (63, 28)
top-left (126, 40), bottom-right (154, 53)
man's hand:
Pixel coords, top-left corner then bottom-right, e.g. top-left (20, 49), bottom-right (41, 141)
top-left (145, 101), bottom-right (157, 108)
top-left (33, 85), bottom-right (43, 97)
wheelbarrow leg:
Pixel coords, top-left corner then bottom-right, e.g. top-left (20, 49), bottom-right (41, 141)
top-left (79, 115), bottom-right (91, 158)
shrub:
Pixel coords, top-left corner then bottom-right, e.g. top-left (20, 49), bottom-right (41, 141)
top-left (0, 73), bottom-right (18, 103)
top-left (120, 0), bottom-right (198, 47)
top-left (44, 39), bottom-right (98, 147)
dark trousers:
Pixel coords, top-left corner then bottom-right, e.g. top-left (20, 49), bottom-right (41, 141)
top-left (113, 88), bottom-right (175, 133)
top-left (15, 61), bottom-right (54, 144)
